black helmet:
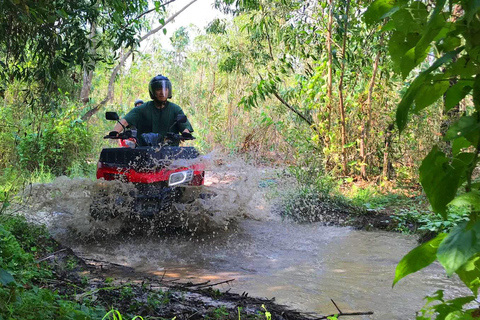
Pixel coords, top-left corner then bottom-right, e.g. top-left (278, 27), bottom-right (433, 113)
top-left (134, 99), bottom-right (144, 107)
top-left (149, 75), bottom-right (172, 99)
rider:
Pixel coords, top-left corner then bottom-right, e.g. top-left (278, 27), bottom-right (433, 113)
top-left (112, 75), bottom-right (193, 146)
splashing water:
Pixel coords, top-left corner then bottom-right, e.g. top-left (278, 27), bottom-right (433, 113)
top-left (12, 152), bottom-right (289, 239)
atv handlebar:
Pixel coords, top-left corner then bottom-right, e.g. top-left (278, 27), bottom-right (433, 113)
top-left (166, 132), bottom-right (196, 141)
top-left (104, 130), bottom-right (133, 140)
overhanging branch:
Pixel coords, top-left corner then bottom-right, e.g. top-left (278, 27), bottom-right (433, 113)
top-left (81, 0), bottom-right (198, 121)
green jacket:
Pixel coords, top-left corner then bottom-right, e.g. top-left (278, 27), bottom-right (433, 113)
top-left (124, 101), bottom-right (194, 146)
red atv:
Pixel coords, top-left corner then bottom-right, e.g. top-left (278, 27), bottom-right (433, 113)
top-left (90, 111), bottom-right (205, 221)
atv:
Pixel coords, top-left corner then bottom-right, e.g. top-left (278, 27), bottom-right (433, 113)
top-left (90, 111), bottom-right (205, 221)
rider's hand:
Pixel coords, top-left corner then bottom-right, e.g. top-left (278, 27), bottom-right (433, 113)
top-left (181, 132), bottom-right (193, 139)
top-left (108, 131), bottom-right (119, 137)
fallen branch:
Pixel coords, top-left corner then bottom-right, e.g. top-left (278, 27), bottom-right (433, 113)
top-left (36, 248), bottom-right (67, 262)
top-left (194, 278), bottom-right (235, 289)
top-left (316, 299), bottom-right (373, 319)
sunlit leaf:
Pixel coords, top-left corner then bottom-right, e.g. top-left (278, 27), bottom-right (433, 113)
top-left (438, 221), bottom-right (480, 276)
top-left (391, 9), bottom-right (418, 33)
top-left (364, 0), bottom-right (406, 26)
top-left (414, 75), bottom-right (450, 111)
top-left (456, 255), bottom-right (480, 295)
top-left (449, 191), bottom-right (480, 211)
top-left (396, 47), bottom-right (464, 132)
top-left (393, 233), bottom-right (446, 286)
top-left (419, 147), bottom-right (471, 217)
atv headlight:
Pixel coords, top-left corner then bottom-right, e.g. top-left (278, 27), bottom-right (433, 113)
top-left (168, 170), bottom-right (194, 186)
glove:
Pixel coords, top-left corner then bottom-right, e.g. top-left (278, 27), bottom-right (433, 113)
top-left (108, 131), bottom-right (119, 137)
top-left (181, 132), bottom-right (193, 139)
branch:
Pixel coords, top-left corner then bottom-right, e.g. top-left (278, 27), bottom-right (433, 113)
top-left (128, 0), bottom-right (178, 25)
top-left (82, 0), bottom-right (198, 121)
top-left (316, 299), bottom-right (373, 319)
top-left (272, 91), bottom-right (319, 134)
top-left (194, 279), bottom-right (235, 289)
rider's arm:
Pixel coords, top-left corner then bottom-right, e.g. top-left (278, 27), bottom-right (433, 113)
top-left (113, 119), bottom-right (129, 133)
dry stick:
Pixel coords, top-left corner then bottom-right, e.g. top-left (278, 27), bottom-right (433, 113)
top-left (194, 278), bottom-right (235, 289)
top-left (331, 299), bottom-right (343, 314)
top-left (82, 257), bottom-right (133, 270)
top-left (317, 311), bottom-right (374, 319)
top-left (182, 280), bottom-right (211, 287)
top-left (316, 299), bottom-right (373, 319)
top-left (160, 269), bottom-right (167, 282)
top-left (36, 248), bottom-right (67, 262)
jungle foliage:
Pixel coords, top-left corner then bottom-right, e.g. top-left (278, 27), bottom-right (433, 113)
top-left (1, 0), bottom-right (480, 318)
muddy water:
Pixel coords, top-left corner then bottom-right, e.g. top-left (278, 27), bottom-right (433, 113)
top-left (15, 157), bottom-right (468, 320)
top-left (68, 220), bottom-right (466, 320)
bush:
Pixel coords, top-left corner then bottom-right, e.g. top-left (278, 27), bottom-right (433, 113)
top-left (16, 112), bottom-right (93, 176)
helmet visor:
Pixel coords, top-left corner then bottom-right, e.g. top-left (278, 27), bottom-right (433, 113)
top-left (151, 79), bottom-right (172, 99)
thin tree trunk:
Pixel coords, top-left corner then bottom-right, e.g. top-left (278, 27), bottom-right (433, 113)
top-left (80, 22), bottom-right (96, 104)
top-left (360, 33), bottom-right (384, 180)
top-left (338, 0), bottom-right (350, 176)
top-left (326, 0), bottom-right (333, 132)
top-left (81, 0), bottom-right (198, 121)
top-left (382, 123), bottom-right (394, 180)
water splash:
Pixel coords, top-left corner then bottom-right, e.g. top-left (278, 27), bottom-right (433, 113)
top-left (11, 152), bottom-right (289, 239)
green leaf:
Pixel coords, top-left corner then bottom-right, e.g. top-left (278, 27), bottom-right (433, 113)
top-left (444, 116), bottom-right (480, 141)
top-left (474, 74), bottom-right (480, 113)
top-left (445, 82), bottom-right (473, 111)
top-left (409, 1), bottom-right (428, 26)
top-left (437, 220), bottom-right (480, 276)
top-left (414, 0), bottom-right (447, 61)
top-left (0, 268), bottom-right (15, 285)
top-left (434, 295), bottom-right (476, 319)
top-left (401, 47), bottom-right (423, 79)
top-left (163, 28), bottom-right (167, 35)
top-left (463, 0), bottom-right (480, 23)
top-left (441, 36), bottom-right (462, 52)
top-left (388, 32), bottom-right (416, 73)
top-left (391, 9), bottom-right (418, 33)
top-left (396, 47), bottom-right (464, 132)
top-left (393, 233), bottom-right (446, 286)
top-left (452, 137), bottom-right (472, 155)
top-left (450, 57), bottom-right (480, 77)
top-left (456, 255), bottom-right (480, 295)
top-left (364, 0), bottom-right (405, 26)
top-left (414, 75), bottom-right (450, 111)
top-left (419, 147), bottom-right (469, 217)
top-left (449, 191), bottom-right (480, 211)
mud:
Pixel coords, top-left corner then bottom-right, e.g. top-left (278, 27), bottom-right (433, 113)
top-left (45, 241), bottom-right (330, 319)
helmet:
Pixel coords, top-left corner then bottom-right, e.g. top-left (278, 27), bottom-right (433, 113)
top-left (134, 99), bottom-right (144, 107)
top-left (148, 75), bottom-right (172, 100)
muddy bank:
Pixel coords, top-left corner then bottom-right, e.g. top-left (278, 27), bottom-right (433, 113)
top-left (46, 243), bottom-right (372, 319)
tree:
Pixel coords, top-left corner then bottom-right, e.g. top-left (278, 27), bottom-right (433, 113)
top-left (0, 0), bottom-right (150, 102)
top-left (81, 0), bottom-right (199, 121)
top-left (366, 0), bottom-right (480, 317)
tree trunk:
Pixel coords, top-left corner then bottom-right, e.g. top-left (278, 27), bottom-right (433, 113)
top-left (338, 0), bottom-right (350, 176)
top-left (326, 0), bottom-right (333, 132)
top-left (360, 33), bottom-right (384, 180)
top-left (81, 0), bottom-right (198, 121)
top-left (382, 123), bottom-right (395, 180)
top-left (80, 22), bottom-right (96, 104)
